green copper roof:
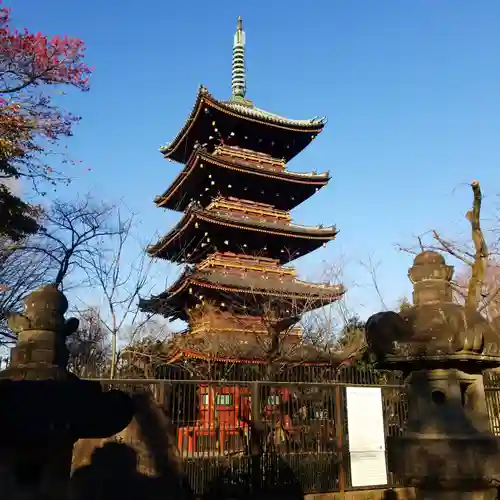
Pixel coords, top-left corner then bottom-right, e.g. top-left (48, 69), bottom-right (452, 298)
top-left (231, 16), bottom-right (247, 100)
top-left (227, 17), bottom-right (327, 126)
top-left (223, 98), bottom-right (327, 127)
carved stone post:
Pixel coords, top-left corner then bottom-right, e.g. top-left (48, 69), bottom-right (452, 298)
top-left (0, 285), bottom-right (134, 500)
top-left (366, 252), bottom-right (500, 500)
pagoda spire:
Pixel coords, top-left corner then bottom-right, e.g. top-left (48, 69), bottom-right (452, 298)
top-left (231, 16), bottom-right (247, 101)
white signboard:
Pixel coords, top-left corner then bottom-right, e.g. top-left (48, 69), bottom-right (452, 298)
top-left (346, 387), bottom-right (388, 487)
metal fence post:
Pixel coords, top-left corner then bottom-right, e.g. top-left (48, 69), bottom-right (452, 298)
top-left (335, 384), bottom-right (346, 498)
top-left (250, 381), bottom-right (262, 494)
top-left (158, 380), bottom-right (166, 407)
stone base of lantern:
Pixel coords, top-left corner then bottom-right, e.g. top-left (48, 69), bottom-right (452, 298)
top-left (415, 490), bottom-right (496, 500)
top-left (0, 440), bottom-right (75, 500)
top-left (388, 434), bottom-right (500, 500)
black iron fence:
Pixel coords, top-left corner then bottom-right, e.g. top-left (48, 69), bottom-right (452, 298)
top-left (484, 370), bottom-right (500, 436)
top-left (95, 376), bottom-right (408, 496)
top-left (69, 354), bottom-right (407, 383)
top-left (0, 354), bottom-right (410, 493)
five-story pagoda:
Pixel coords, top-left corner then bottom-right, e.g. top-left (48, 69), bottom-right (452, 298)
top-left (139, 18), bottom-right (344, 375)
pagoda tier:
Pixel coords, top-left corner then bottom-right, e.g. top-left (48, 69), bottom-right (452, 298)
top-left (154, 145), bottom-right (330, 212)
top-left (139, 252), bottom-right (343, 322)
top-left (188, 311), bottom-right (303, 338)
top-left (148, 197), bottom-right (337, 264)
top-left (160, 86), bottom-right (326, 164)
top-left (149, 329), bottom-right (334, 366)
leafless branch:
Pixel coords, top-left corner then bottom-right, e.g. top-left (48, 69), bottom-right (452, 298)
top-left (360, 256), bottom-right (388, 311)
top-left (81, 210), bottom-right (158, 378)
top-left (397, 181), bottom-right (495, 315)
top-left (5, 195), bottom-right (121, 290)
top-left (67, 307), bottom-right (110, 378)
top-left (0, 236), bottom-right (52, 336)
top-left (431, 231), bottom-right (474, 267)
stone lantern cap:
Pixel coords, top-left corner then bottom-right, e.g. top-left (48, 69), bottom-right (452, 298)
top-left (365, 251), bottom-right (500, 370)
top-left (3, 284), bottom-right (80, 377)
top-left (8, 284), bottom-right (79, 337)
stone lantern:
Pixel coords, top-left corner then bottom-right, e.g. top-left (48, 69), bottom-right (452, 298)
top-left (0, 285), bottom-right (134, 499)
top-left (365, 251), bottom-right (500, 500)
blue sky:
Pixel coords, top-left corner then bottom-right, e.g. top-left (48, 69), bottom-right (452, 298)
top-left (9, 0), bottom-right (500, 322)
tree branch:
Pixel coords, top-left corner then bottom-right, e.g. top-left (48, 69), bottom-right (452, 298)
top-left (466, 180), bottom-right (488, 310)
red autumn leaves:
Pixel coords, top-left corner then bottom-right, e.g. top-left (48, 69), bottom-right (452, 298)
top-left (0, 0), bottom-right (91, 185)
top-left (0, 3), bottom-right (91, 94)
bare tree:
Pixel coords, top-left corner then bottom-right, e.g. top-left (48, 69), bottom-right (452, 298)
top-left (0, 195), bottom-right (123, 342)
top-left (121, 316), bottom-right (171, 344)
top-left (83, 212), bottom-right (155, 379)
top-left (30, 196), bottom-right (121, 289)
top-left (116, 329), bottom-right (172, 379)
top-left (0, 236), bottom-right (51, 341)
top-left (4, 195), bottom-right (121, 288)
top-left (454, 259), bottom-right (500, 320)
top-left (397, 180), bottom-right (497, 315)
top-left (360, 256), bottom-right (389, 311)
top-left (67, 307), bottom-right (110, 377)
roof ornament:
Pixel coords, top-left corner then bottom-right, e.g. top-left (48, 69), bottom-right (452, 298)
top-left (230, 16), bottom-right (252, 106)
